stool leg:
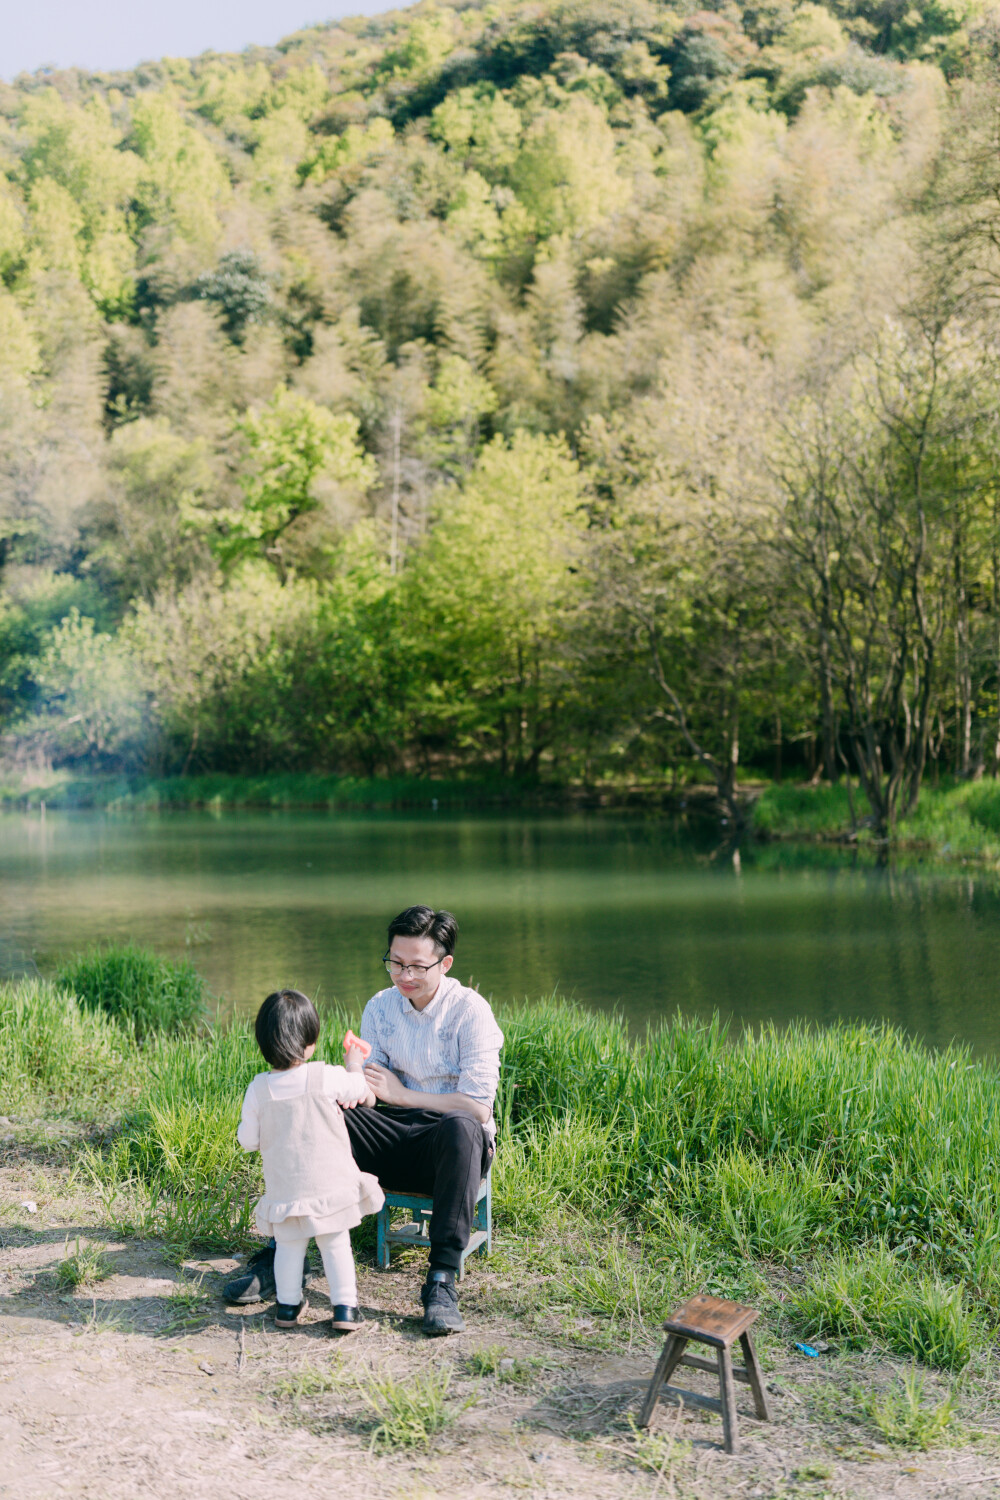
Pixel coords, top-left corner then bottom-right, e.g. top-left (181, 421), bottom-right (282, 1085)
top-left (739, 1331), bottom-right (771, 1422)
top-left (718, 1347), bottom-right (739, 1455)
top-left (482, 1175), bottom-right (492, 1258)
top-left (376, 1205), bottom-right (390, 1271)
top-left (638, 1335), bottom-right (687, 1428)
top-left (475, 1184), bottom-right (489, 1261)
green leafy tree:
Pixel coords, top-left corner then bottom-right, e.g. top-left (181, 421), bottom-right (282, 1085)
top-left (20, 610), bottom-right (147, 767)
top-left (131, 94), bottom-right (231, 253)
top-left (214, 389), bottom-right (377, 577)
top-left (405, 431), bottom-right (586, 774)
top-left (194, 251), bottom-right (273, 342)
top-left (20, 91), bottom-right (139, 313)
top-left (511, 95), bottom-right (631, 238)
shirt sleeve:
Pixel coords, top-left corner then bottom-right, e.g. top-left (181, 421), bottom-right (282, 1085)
top-left (236, 1078), bottom-right (260, 1151)
top-left (359, 995), bottom-right (391, 1069)
top-left (456, 1001), bottom-right (504, 1108)
top-left (323, 1063), bottom-right (369, 1106)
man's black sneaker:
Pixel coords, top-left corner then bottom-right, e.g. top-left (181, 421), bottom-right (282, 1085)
top-left (420, 1270), bottom-right (465, 1336)
top-left (274, 1296), bottom-right (309, 1328)
top-left (331, 1304), bottom-right (363, 1333)
top-left (223, 1244), bottom-right (276, 1305)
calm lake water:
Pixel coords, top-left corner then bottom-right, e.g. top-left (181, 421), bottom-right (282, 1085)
top-left (3, 808), bottom-right (1000, 1053)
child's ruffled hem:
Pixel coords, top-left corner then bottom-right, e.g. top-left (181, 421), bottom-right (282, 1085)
top-left (253, 1173), bottom-right (384, 1239)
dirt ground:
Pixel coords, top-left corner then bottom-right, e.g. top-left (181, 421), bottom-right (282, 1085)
top-left (2, 1158), bottom-right (1000, 1500)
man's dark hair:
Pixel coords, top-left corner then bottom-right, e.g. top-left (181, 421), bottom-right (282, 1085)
top-left (387, 905), bottom-right (458, 957)
top-left (255, 989), bottom-right (321, 1070)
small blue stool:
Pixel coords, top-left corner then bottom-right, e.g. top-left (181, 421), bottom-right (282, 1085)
top-left (375, 1174), bottom-right (492, 1280)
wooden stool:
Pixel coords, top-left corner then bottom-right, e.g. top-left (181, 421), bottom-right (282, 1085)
top-left (639, 1294), bottom-right (771, 1454)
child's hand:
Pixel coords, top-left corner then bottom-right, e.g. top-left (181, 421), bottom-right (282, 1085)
top-left (343, 1030), bottom-right (371, 1073)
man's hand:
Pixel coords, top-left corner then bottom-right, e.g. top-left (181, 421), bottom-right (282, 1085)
top-left (360, 1066), bottom-right (490, 1123)
top-left (363, 1062), bottom-right (409, 1107)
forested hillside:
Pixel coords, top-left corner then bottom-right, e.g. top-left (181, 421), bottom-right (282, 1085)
top-left (3, 0), bottom-right (1000, 829)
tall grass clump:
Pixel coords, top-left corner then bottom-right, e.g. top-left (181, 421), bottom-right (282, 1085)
top-left (492, 1111), bottom-right (631, 1231)
top-left (499, 1005), bottom-right (1000, 1264)
top-left (56, 944), bottom-right (208, 1037)
top-left (357, 1366), bottom-right (457, 1452)
top-left (494, 1001), bottom-right (1000, 1358)
top-left (751, 782), bottom-right (861, 839)
top-left (677, 1149), bottom-right (841, 1263)
top-left (56, 1237), bottom-right (113, 1290)
top-left (91, 1018), bottom-right (263, 1252)
top-left (789, 1246), bottom-right (977, 1372)
top-left (0, 980), bottom-right (143, 1117)
top-left (861, 1369), bottom-right (959, 1449)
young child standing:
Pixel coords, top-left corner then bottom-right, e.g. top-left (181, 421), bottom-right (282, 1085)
top-left (237, 989), bottom-right (384, 1331)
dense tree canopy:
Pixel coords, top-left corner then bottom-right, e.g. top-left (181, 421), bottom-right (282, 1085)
top-left (3, 0), bottom-right (1000, 828)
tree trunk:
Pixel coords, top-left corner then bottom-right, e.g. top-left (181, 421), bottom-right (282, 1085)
top-left (645, 625), bottom-right (742, 824)
top-left (389, 403), bottom-right (402, 576)
top-left (954, 524), bottom-right (972, 778)
top-left (993, 494), bottom-right (1000, 777)
top-left (817, 631), bottom-right (839, 782)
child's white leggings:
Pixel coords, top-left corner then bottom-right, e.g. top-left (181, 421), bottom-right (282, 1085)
top-left (274, 1229), bottom-right (356, 1307)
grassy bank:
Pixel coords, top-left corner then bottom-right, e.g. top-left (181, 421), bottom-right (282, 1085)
top-left (0, 769), bottom-right (724, 815)
top-left (5, 949), bottom-right (1000, 1377)
top-left (0, 770), bottom-right (554, 813)
top-left (752, 778), bottom-right (1000, 862)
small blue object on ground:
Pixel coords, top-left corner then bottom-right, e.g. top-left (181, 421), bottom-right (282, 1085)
top-left (795, 1343), bottom-right (820, 1358)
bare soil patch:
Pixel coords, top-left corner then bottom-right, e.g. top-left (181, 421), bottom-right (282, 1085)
top-left (1, 1158), bottom-right (998, 1500)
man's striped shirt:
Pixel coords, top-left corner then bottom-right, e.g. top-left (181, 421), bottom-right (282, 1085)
top-left (360, 976), bottom-right (504, 1137)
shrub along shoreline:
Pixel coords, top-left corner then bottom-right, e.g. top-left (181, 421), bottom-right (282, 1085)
top-left (0, 769), bottom-right (705, 815)
top-left (3, 947), bottom-right (998, 1376)
top-left (753, 779), bottom-right (1000, 864)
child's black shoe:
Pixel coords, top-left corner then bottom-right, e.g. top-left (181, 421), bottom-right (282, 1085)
top-left (274, 1296), bottom-right (309, 1328)
top-left (330, 1304), bottom-right (362, 1332)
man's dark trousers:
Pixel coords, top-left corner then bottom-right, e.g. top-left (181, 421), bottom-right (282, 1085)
top-left (343, 1106), bottom-right (492, 1273)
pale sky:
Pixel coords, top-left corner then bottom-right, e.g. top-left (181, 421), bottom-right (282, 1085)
top-left (2, 1), bottom-right (399, 82)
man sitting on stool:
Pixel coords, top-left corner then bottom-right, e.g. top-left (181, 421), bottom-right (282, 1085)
top-left (225, 905), bottom-right (503, 1335)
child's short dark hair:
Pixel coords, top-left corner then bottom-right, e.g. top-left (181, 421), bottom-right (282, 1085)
top-left (255, 989), bottom-right (320, 1070)
top-left (387, 905), bottom-right (458, 957)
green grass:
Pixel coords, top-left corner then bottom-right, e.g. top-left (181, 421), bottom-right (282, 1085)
top-left (356, 1366), bottom-right (459, 1452)
top-left (751, 782), bottom-right (862, 839)
top-left (676, 1148), bottom-right (840, 1263)
top-left (1, 770), bottom-right (552, 813)
top-left (467, 1344), bottom-right (545, 1385)
top-left (899, 779), bottom-right (1000, 860)
top-left (55, 1237), bottom-right (113, 1290)
top-left (5, 954), bottom-right (1000, 1370)
top-left (626, 1414), bottom-right (692, 1476)
top-left (55, 944), bottom-right (208, 1037)
top-left (790, 1245), bottom-right (977, 1372)
top-left (159, 1275), bottom-right (214, 1333)
top-left (860, 1368), bottom-right (960, 1449)
top-left (752, 775), bottom-right (1000, 860)
top-left (274, 1362), bottom-right (346, 1402)
top-left (0, 978), bottom-right (144, 1118)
